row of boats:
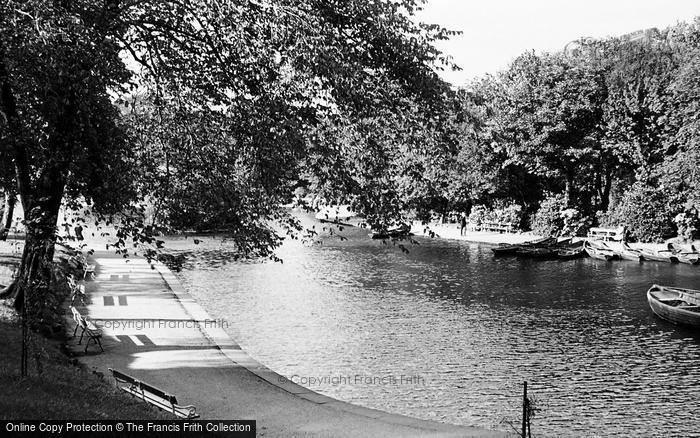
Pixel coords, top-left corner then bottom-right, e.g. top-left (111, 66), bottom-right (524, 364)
top-left (491, 237), bottom-right (585, 259)
top-left (492, 237), bottom-right (700, 265)
top-left (493, 237), bottom-right (700, 328)
top-left (584, 241), bottom-right (700, 265)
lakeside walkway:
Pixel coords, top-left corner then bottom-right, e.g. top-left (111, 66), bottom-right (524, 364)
top-left (410, 222), bottom-right (542, 245)
top-left (66, 251), bottom-right (506, 437)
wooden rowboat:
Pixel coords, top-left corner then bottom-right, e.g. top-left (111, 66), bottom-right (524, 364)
top-left (667, 243), bottom-right (700, 265)
top-left (584, 240), bottom-right (619, 261)
top-left (674, 253), bottom-right (700, 265)
top-left (557, 246), bottom-right (586, 260)
top-left (515, 246), bottom-right (558, 259)
top-left (639, 248), bottom-right (673, 263)
top-left (618, 243), bottom-right (644, 262)
top-left (491, 237), bottom-right (555, 256)
top-left (647, 285), bottom-right (700, 327)
top-left (369, 223), bottom-right (412, 239)
top-left (491, 243), bottom-right (522, 256)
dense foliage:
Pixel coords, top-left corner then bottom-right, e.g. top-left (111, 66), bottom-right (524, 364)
top-left (440, 21), bottom-right (700, 241)
top-left (0, 0), bottom-right (460, 331)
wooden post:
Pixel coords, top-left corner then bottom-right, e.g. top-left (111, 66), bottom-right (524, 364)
top-left (21, 304), bottom-right (27, 377)
top-left (522, 381), bottom-right (527, 438)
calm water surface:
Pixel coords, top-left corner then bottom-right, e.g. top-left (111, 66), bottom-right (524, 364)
top-left (172, 235), bottom-right (700, 437)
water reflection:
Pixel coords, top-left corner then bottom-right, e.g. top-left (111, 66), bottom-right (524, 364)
top-left (171, 236), bottom-right (700, 437)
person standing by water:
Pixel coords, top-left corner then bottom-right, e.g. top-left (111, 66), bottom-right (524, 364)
top-left (460, 213), bottom-right (467, 236)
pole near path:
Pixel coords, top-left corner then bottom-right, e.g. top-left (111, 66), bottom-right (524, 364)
top-left (522, 381), bottom-right (527, 438)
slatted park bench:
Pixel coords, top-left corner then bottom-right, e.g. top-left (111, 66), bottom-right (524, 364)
top-left (587, 226), bottom-right (625, 242)
top-left (70, 305), bottom-right (103, 353)
top-left (109, 368), bottom-right (199, 419)
top-left (83, 263), bottom-right (96, 280)
top-left (67, 275), bottom-right (87, 305)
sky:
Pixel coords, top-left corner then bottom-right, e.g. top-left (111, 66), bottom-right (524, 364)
top-left (416, 0), bottom-right (700, 86)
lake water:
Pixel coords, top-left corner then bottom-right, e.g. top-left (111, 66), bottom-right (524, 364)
top-left (172, 234), bottom-right (700, 437)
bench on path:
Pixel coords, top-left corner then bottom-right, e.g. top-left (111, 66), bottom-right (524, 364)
top-left (63, 250), bottom-right (95, 280)
top-left (83, 263), bottom-right (96, 280)
top-left (469, 221), bottom-right (517, 233)
top-left (587, 226), bottom-right (625, 242)
top-left (70, 306), bottom-right (103, 353)
top-left (67, 275), bottom-right (87, 305)
top-left (109, 368), bottom-right (199, 419)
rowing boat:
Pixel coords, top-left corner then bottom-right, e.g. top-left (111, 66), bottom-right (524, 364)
top-left (667, 243), bottom-right (700, 265)
top-left (618, 243), bottom-right (644, 262)
top-left (557, 246), bottom-right (586, 260)
top-left (491, 243), bottom-right (522, 256)
top-left (639, 248), bottom-right (673, 263)
top-left (491, 237), bottom-right (555, 256)
top-left (369, 223), bottom-right (412, 239)
top-left (647, 285), bottom-right (700, 327)
top-left (515, 246), bottom-right (558, 259)
top-left (584, 240), bottom-right (619, 261)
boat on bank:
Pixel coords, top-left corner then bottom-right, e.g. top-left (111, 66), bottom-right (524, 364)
top-left (618, 243), bottom-right (644, 262)
top-left (491, 236), bottom-right (555, 256)
top-left (647, 285), bottom-right (700, 327)
top-left (491, 243), bottom-right (521, 255)
top-left (557, 245), bottom-right (586, 260)
top-left (554, 239), bottom-right (585, 259)
top-left (369, 223), bottom-right (412, 240)
top-left (584, 240), bottom-right (619, 261)
top-left (639, 248), bottom-right (674, 263)
top-left (667, 243), bottom-right (700, 265)
top-left (515, 237), bottom-right (580, 260)
top-left (515, 246), bottom-right (558, 259)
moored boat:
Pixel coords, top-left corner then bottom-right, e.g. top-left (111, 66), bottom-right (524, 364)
top-left (584, 240), bottom-right (619, 261)
top-left (515, 246), bottom-right (558, 259)
top-left (675, 253), bottom-right (700, 265)
top-left (369, 223), bottom-right (412, 239)
top-left (490, 236), bottom-right (555, 256)
top-left (647, 285), bottom-right (700, 327)
top-left (557, 246), bottom-right (586, 260)
top-left (492, 243), bottom-right (521, 256)
top-left (667, 243), bottom-right (700, 265)
top-left (618, 243), bottom-right (644, 262)
top-left (639, 248), bottom-right (674, 263)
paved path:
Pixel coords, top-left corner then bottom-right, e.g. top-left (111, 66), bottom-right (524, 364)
top-left (410, 222), bottom-right (542, 245)
top-left (66, 251), bottom-right (506, 437)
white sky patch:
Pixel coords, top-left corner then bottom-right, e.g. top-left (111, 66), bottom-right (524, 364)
top-left (416, 0), bottom-right (700, 86)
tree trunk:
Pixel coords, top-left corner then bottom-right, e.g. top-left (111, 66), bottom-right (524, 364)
top-left (12, 168), bottom-right (66, 335)
top-left (0, 189), bottom-right (15, 240)
top-left (593, 170), bottom-right (602, 212)
top-left (13, 204), bottom-right (60, 329)
top-left (564, 175), bottom-right (573, 208)
top-left (600, 166), bottom-right (613, 212)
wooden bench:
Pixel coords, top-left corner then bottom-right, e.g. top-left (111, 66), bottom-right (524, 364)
top-left (478, 221), bottom-right (517, 234)
top-left (66, 251), bottom-right (95, 280)
top-left (83, 263), bottom-right (96, 280)
top-left (70, 306), bottom-right (103, 353)
top-left (109, 369), bottom-right (199, 419)
top-left (587, 227), bottom-right (624, 242)
top-left (67, 275), bottom-right (87, 305)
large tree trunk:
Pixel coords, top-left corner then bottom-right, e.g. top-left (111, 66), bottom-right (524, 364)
top-left (564, 173), bottom-right (574, 208)
top-left (0, 189), bottom-right (15, 240)
top-left (12, 195), bottom-right (62, 378)
top-left (13, 197), bottom-right (62, 333)
top-left (600, 165), bottom-right (613, 212)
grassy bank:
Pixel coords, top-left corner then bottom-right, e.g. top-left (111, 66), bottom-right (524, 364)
top-left (0, 300), bottom-right (166, 420)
